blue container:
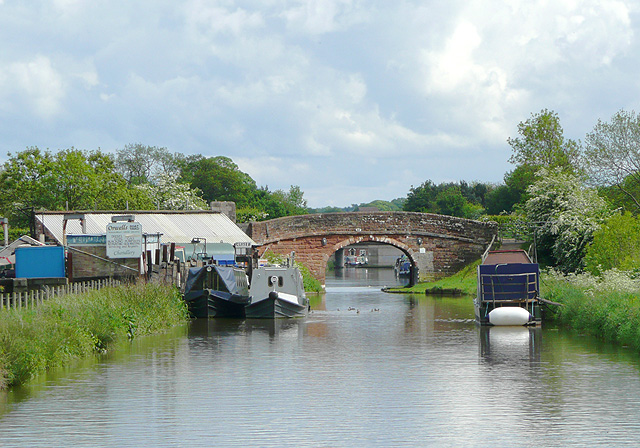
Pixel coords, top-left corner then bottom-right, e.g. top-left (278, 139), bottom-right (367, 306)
top-left (15, 246), bottom-right (66, 279)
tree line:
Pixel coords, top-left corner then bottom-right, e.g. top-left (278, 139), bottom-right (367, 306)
top-left (2, 108), bottom-right (640, 275)
top-left (0, 144), bottom-right (308, 231)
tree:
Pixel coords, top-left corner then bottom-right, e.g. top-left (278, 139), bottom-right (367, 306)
top-left (136, 173), bottom-right (207, 210)
top-left (584, 212), bottom-right (640, 275)
top-left (435, 186), bottom-right (466, 217)
top-left (525, 167), bottom-right (611, 272)
top-left (404, 180), bottom-right (438, 213)
top-left (0, 147), bottom-right (54, 224)
top-left (404, 180), bottom-right (486, 218)
top-left (508, 109), bottom-right (581, 172)
top-left (116, 143), bottom-right (181, 185)
top-left (179, 156), bottom-right (256, 208)
top-left (0, 147), bottom-right (152, 227)
top-left (584, 109), bottom-right (640, 212)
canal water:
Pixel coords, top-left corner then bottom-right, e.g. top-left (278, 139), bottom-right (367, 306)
top-left (2, 268), bottom-right (640, 447)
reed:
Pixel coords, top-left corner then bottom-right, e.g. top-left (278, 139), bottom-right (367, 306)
top-left (542, 270), bottom-right (640, 350)
top-left (0, 282), bottom-right (189, 389)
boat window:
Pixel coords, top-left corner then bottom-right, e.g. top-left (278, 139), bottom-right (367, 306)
top-left (268, 276), bottom-right (284, 287)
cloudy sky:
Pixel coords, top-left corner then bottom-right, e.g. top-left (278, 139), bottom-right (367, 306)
top-left (1, 1), bottom-right (639, 207)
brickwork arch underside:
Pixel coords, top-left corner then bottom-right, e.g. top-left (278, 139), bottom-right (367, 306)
top-left (259, 233), bottom-right (451, 288)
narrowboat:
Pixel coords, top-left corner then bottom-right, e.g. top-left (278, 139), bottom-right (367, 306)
top-left (183, 265), bottom-right (251, 318)
top-left (245, 265), bottom-right (309, 319)
top-left (474, 249), bottom-right (541, 326)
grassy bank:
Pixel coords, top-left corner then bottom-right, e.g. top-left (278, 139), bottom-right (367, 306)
top-left (0, 282), bottom-right (189, 389)
top-left (542, 270), bottom-right (640, 350)
top-left (385, 259), bottom-right (480, 295)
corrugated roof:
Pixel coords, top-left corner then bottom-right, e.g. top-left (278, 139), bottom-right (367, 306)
top-left (36, 211), bottom-right (255, 246)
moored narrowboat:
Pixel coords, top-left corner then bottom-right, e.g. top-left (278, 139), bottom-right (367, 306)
top-left (474, 249), bottom-right (541, 326)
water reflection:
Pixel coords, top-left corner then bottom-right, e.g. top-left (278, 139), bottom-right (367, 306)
top-left (188, 317), bottom-right (307, 343)
top-left (4, 270), bottom-right (640, 447)
top-left (479, 326), bottom-right (542, 366)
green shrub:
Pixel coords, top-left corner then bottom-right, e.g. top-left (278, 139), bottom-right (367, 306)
top-left (584, 212), bottom-right (640, 275)
top-left (543, 269), bottom-right (640, 350)
top-left (0, 282), bottom-right (189, 389)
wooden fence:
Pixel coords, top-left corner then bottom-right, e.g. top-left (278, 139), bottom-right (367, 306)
top-left (0, 278), bottom-right (121, 311)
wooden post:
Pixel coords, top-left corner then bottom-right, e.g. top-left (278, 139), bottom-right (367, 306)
top-left (146, 250), bottom-right (152, 279)
top-left (162, 244), bottom-right (168, 263)
top-left (170, 242), bottom-right (176, 262)
top-left (67, 251), bottom-right (74, 283)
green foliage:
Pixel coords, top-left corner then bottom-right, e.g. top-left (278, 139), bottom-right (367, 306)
top-left (0, 282), bottom-right (188, 389)
top-left (0, 147), bottom-right (155, 227)
top-left (136, 172), bottom-right (208, 210)
top-left (525, 167), bottom-right (611, 272)
top-left (584, 109), bottom-right (640, 212)
top-left (543, 270), bottom-right (640, 351)
top-left (598, 175), bottom-right (640, 214)
top-left (508, 109), bottom-right (581, 173)
top-left (116, 143), bottom-right (182, 186)
top-left (270, 185), bottom-right (308, 217)
top-left (178, 156), bottom-right (257, 208)
top-left (584, 212), bottom-right (640, 275)
top-left (404, 180), bottom-right (489, 219)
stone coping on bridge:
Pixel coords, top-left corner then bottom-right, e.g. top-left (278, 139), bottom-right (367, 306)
top-left (248, 211), bottom-right (497, 245)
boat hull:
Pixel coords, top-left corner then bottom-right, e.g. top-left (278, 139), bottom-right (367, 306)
top-left (184, 289), bottom-right (250, 319)
top-left (245, 292), bottom-right (309, 319)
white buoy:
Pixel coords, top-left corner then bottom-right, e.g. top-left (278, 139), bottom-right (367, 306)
top-left (488, 307), bottom-right (532, 326)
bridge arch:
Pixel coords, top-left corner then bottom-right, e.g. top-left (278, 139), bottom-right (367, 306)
top-left (330, 236), bottom-right (419, 286)
top-left (247, 211), bottom-right (496, 288)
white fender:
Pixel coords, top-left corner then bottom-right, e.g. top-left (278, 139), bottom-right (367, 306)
top-left (488, 307), bottom-right (532, 326)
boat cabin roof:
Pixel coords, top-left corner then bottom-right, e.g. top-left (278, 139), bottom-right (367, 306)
top-left (482, 249), bottom-right (532, 265)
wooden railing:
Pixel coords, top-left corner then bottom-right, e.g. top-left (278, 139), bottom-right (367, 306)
top-left (0, 278), bottom-right (121, 311)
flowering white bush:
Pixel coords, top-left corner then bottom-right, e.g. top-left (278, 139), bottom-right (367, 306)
top-left (136, 172), bottom-right (207, 210)
top-left (526, 167), bottom-right (611, 272)
top-left (545, 268), bottom-right (640, 295)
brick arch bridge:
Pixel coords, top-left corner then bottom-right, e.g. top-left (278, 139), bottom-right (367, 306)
top-left (246, 211), bottom-right (497, 287)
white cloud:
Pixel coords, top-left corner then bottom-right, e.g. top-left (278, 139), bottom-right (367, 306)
top-left (1, 0), bottom-right (639, 207)
top-left (9, 56), bottom-right (65, 119)
top-left (280, 0), bottom-right (370, 34)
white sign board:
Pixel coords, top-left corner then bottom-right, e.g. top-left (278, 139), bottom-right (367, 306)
top-left (106, 222), bottom-right (143, 259)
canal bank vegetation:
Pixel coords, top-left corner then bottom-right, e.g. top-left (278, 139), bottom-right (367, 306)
top-left (0, 282), bottom-right (189, 390)
top-left (386, 260), bottom-right (480, 295)
top-left (543, 270), bottom-right (640, 350)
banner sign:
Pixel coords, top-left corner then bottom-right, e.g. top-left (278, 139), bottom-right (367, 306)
top-left (106, 222), bottom-right (142, 259)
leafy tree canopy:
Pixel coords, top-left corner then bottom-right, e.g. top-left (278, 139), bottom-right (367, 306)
top-left (178, 156), bottom-right (257, 208)
top-left (584, 212), bottom-right (640, 275)
top-left (116, 143), bottom-right (182, 186)
top-left (0, 147), bottom-right (154, 227)
top-left (403, 180), bottom-right (490, 219)
top-left (584, 109), bottom-right (640, 212)
top-left (508, 109), bottom-right (581, 173)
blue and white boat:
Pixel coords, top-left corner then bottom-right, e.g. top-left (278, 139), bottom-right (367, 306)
top-left (474, 249), bottom-right (541, 326)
